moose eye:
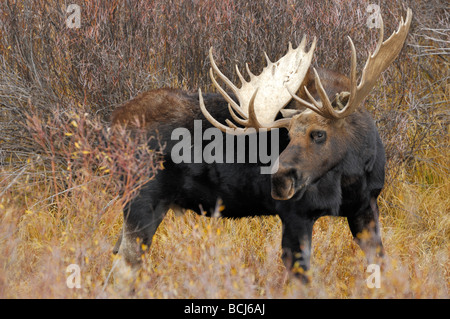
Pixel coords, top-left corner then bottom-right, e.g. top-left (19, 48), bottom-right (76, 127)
top-left (310, 130), bottom-right (326, 144)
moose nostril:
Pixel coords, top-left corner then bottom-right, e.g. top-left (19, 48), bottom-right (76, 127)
top-left (271, 168), bottom-right (299, 200)
top-left (281, 167), bottom-right (298, 182)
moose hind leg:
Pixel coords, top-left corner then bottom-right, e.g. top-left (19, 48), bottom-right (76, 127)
top-left (347, 196), bottom-right (384, 264)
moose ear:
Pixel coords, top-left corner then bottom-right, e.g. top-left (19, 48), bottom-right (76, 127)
top-left (280, 109), bottom-right (303, 118)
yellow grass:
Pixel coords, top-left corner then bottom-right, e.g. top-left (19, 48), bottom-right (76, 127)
top-left (0, 144), bottom-right (448, 298)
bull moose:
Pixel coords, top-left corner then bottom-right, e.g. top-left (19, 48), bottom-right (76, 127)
top-left (111, 10), bottom-right (412, 282)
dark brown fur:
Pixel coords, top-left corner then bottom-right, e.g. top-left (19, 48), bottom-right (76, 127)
top-left (111, 88), bottom-right (195, 128)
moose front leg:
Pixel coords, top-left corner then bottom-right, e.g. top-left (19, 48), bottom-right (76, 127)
top-left (280, 215), bottom-right (315, 283)
top-left (116, 199), bottom-right (169, 272)
top-left (347, 196), bottom-right (385, 264)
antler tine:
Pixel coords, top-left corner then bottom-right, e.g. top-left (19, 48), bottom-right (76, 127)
top-left (286, 84), bottom-right (327, 117)
top-left (246, 88), bottom-right (259, 126)
top-left (245, 63), bottom-right (255, 79)
top-left (225, 88), bottom-right (262, 128)
top-left (209, 68), bottom-right (247, 119)
top-left (235, 64), bottom-right (247, 85)
top-left (324, 36), bottom-right (358, 119)
top-left (209, 48), bottom-right (248, 119)
top-left (199, 88), bottom-right (249, 135)
top-left (227, 103), bottom-right (249, 127)
top-left (310, 67), bottom-right (340, 118)
top-left (199, 88), bottom-right (233, 133)
top-left (209, 48), bottom-right (239, 95)
top-left (264, 52), bottom-right (272, 65)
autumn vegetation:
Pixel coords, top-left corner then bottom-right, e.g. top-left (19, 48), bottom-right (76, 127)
top-left (0, 0), bottom-right (448, 298)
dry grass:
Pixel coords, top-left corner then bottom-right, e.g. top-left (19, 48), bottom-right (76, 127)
top-left (0, 0), bottom-right (449, 298)
top-left (1, 149), bottom-right (448, 298)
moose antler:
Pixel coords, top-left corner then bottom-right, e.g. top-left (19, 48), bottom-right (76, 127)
top-left (289, 9), bottom-right (412, 120)
top-left (199, 36), bottom-right (316, 133)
